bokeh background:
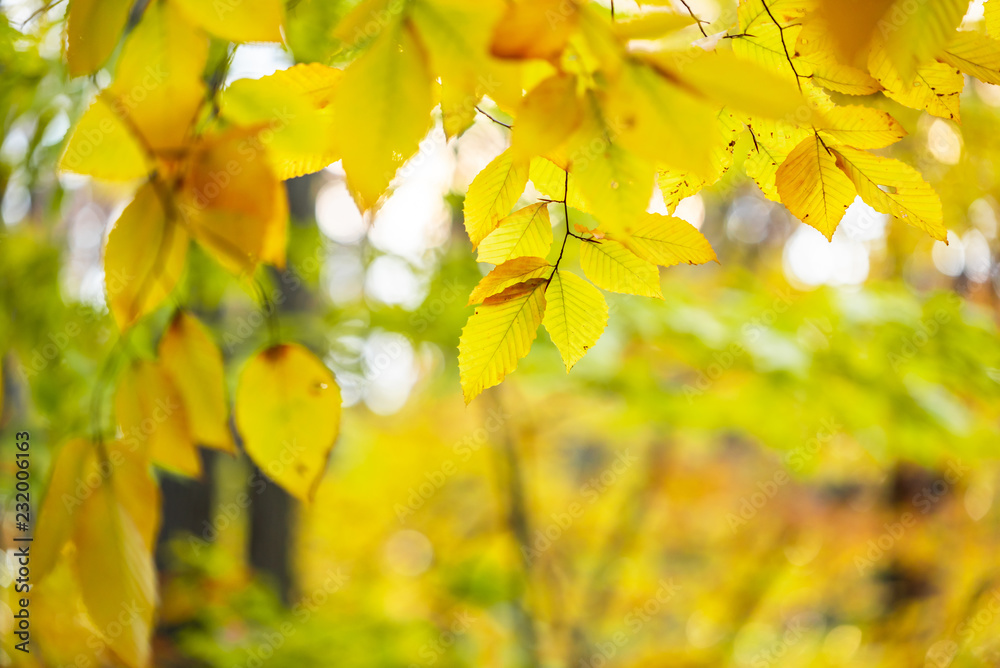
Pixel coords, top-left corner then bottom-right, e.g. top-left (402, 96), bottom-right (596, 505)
top-left (2, 0), bottom-right (1000, 666)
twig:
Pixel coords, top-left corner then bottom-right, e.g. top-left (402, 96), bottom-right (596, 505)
top-left (476, 106), bottom-right (511, 129)
top-left (679, 0), bottom-right (708, 38)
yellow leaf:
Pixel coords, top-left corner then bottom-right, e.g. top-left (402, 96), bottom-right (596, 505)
top-left (72, 471), bottom-right (156, 668)
top-left (440, 81), bottom-right (479, 139)
top-left (105, 183), bottom-right (189, 330)
top-left (656, 110), bottom-right (744, 212)
top-left (65, 0), bottom-right (132, 77)
top-left (333, 20), bottom-right (434, 211)
top-left (158, 312), bottom-right (236, 453)
top-left (882, 0), bottom-right (970, 79)
top-left (116, 360), bottom-right (201, 478)
top-left (235, 344), bottom-right (342, 502)
top-left (105, 439), bottom-right (162, 551)
top-left (543, 270), bottom-right (608, 371)
top-left (611, 10), bottom-right (697, 40)
top-left (459, 279), bottom-right (547, 403)
top-left (649, 48), bottom-right (812, 123)
top-left (869, 38), bottom-right (964, 122)
top-left (108, 0), bottom-right (209, 152)
top-left (731, 22), bottom-right (805, 84)
top-left (815, 0), bottom-right (894, 63)
top-left (468, 257), bottom-right (551, 305)
top-left (580, 239), bottom-right (663, 298)
top-left (410, 0), bottom-right (507, 136)
top-left (59, 93), bottom-right (150, 181)
top-left (775, 134), bottom-right (857, 239)
top-left (795, 20), bottom-right (883, 95)
top-left (34, 439), bottom-right (93, 583)
top-left (477, 203), bottom-right (553, 264)
top-left (528, 156), bottom-right (589, 211)
top-left (511, 74), bottom-right (582, 160)
top-left (816, 105), bottom-right (906, 149)
top-left (744, 119), bottom-right (812, 201)
top-left (739, 0), bottom-right (814, 33)
top-left (940, 31), bottom-right (1000, 85)
top-left (490, 0), bottom-right (577, 61)
top-left (221, 63), bottom-right (343, 179)
top-left (177, 130), bottom-right (288, 275)
top-left (831, 145), bottom-right (947, 241)
top-left (173, 0), bottom-right (284, 42)
top-left (565, 98), bottom-right (659, 237)
top-left (618, 213), bottom-right (717, 267)
top-left (464, 148), bottom-right (530, 248)
top-left (988, 0), bottom-right (1000, 39)
top-left (600, 59), bottom-right (715, 179)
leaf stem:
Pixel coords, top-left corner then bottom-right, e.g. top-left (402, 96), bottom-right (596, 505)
top-left (476, 106), bottom-right (512, 129)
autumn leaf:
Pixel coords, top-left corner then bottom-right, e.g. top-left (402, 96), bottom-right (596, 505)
top-left (468, 257), bottom-right (551, 305)
top-left (173, 0), bottom-right (284, 42)
top-left (831, 145), bottom-right (947, 241)
top-left (543, 270), bottom-right (608, 371)
top-left (116, 360), bottom-right (201, 478)
top-left (158, 312), bottom-right (236, 453)
top-left (65, 0), bottom-right (132, 77)
top-left (333, 19), bottom-right (434, 211)
top-left (235, 344), bottom-right (342, 502)
top-left (459, 278), bottom-right (547, 402)
top-left (221, 63), bottom-right (343, 180)
top-left (477, 203), bottom-right (554, 264)
top-left (775, 134), bottom-right (857, 240)
top-left (464, 148), bottom-right (530, 248)
top-left (105, 183), bottom-right (189, 330)
top-left (59, 93), bottom-right (151, 181)
top-left (618, 213), bottom-right (717, 267)
top-left (580, 239), bottom-right (664, 299)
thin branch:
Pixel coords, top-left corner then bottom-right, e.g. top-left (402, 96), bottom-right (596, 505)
top-left (679, 0), bottom-right (708, 38)
top-left (476, 106), bottom-right (511, 129)
top-left (548, 171), bottom-right (573, 285)
top-left (760, 0), bottom-right (803, 92)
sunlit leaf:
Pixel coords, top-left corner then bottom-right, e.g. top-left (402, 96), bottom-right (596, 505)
top-left (477, 203), bottom-right (553, 264)
top-left (333, 20), bottom-right (434, 211)
top-left (831, 145), bottom-right (947, 241)
top-left (158, 312), bottom-right (236, 453)
top-left (543, 270), bottom-right (608, 371)
top-left (176, 130), bottom-right (288, 275)
top-left (464, 148), bottom-right (530, 248)
top-left (173, 0), bottom-right (284, 42)
top-left (108, 0), bottom-right (209, 151)
top-left (105, 183), bottom-right (189, 330)
top-left (221, 63), bottom-right (343, 179)
top-left (459, 278), bottom-right (547, 402)
top-left (580, 239), bottom-right (663, 299)
top-left (33, 439), bottom-right (93, 583)
top-left (65, 0), bottom-right (132, 77)
top-left (468, 256), bottom-right (551, 305)
top-left (490, 0), bottom-right (578, 61)
top-left (619, 213), bottom-right (717, 267)
top-left (235, 344), bottom-right (342, 502)
top-left (59, 93), bottom-right (150, 181)
top-left (116, 360), bottom-right (200, 478)
top-left (72, 471), bottom-right (157, 668)
top-left (775, 134), bottom-right (857, 240)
